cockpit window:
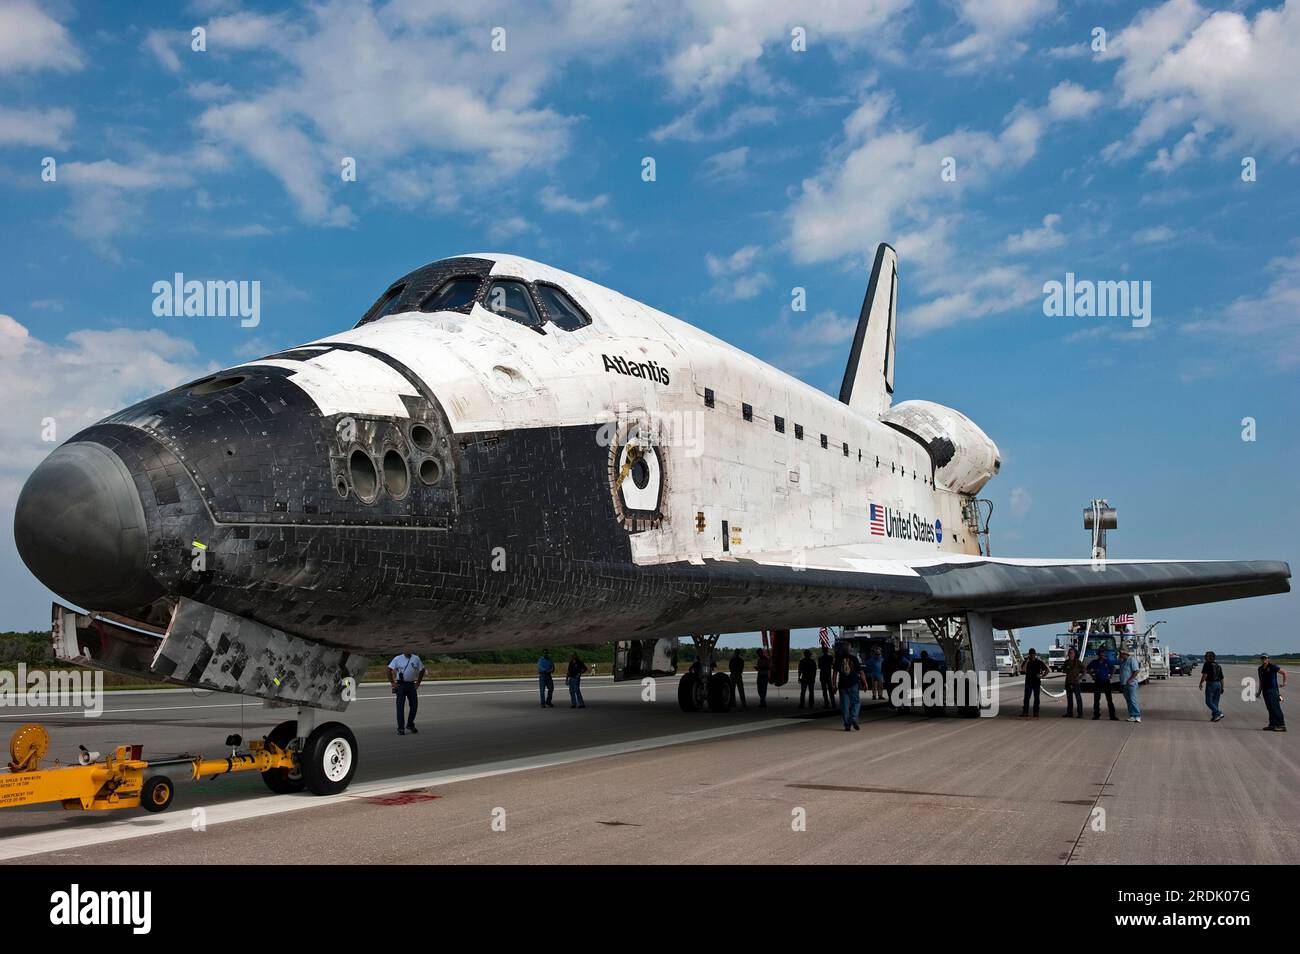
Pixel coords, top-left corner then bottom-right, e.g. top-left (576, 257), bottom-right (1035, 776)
top-left (358, 283), bottom-right (408, 326)
top-left (535, 283), bottom-right (591, 331)
top-left (420, 276), bottom-right (481, 314)
top-left (484, 280), bottom-right (543, 330)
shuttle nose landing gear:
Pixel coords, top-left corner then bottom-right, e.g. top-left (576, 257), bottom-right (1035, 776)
top-left (678, 634), bottom-right (733, 712)
top-left (260, 708), bottom-right (359, 797)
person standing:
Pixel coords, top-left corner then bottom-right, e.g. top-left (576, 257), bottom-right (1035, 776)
top-left (1259, 654), bottom-right (1288, 732)
top-left (755, 648), bottom-right (771, 707)
top-left (1086, 649), bottom-right (1119, 721)
top-left (1062, 646), bottom-right (1084, 718)
top-left (836, 644), bottom-right (863, 731)
top-left (1199, 651), bottom-right (1225, 723)
top-left (797, 649), bottom-right (818, 708)
top-left (1020, 648), bottom-right (1048, 718)
top-left (1119, 648), bottom-right (1142, 723)
top-left (387, 648), bottom-right (425, 736)
top-left (865, 645), bottom-right (885, 700)
top-left (566, 652), bottom-right (588, 709)
top-left (537, 650), bottom-right (556, 708)
top-left (817, 646), bottom-right (836, 709)
top-left (728, 648), bottom-right (748, 709)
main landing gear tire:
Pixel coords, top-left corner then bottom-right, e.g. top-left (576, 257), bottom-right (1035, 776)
top-left (261, 719), bottom-right (307, 795)
top-left (301, 722), bottom-right (359, 796)
top-left (140, 774), bottom-right (174, 813)
top-left (707, 672), bottom-right (733, 712)
top-left (678, 672), bottom-right (704, 712)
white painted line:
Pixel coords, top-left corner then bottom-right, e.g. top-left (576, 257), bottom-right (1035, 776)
top-left (0, 678), bottom-right (679, 719)
top-left (0, 716), bottom-right (808, 861)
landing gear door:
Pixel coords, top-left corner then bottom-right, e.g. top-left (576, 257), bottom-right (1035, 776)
top-left (613, 637), bottom-right (679, 682)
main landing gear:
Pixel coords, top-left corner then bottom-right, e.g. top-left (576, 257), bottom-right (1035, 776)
top-left (677, 634), bottom-right (734, 713)
top-left (261, 707), bottom-right (359, 797)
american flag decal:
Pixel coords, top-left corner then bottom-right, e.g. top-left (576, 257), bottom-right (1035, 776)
top-left (869, 503), bottom-right (886, 536)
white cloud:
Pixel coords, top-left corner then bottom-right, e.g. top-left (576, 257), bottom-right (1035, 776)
top-left (706, 244), bottom-right (770, 301)
top-left (0, 313), bottom-right (214, 491)
top-left (1009, 486), bottom-right (1032, 519)
top-left (706, 245), bottom-right (763, 277)
top-left (1005, 213), bottom-right (1064, 253)
top-left (0, 0), bottom-right (82, 74)
top-left (760, 308), bottom-right (858, 375)
top-left (787, 84), bottom-right (1096, 334)
top-left (193, 0), bottom-right (578, 226)
top-left (1132, 225), bottom-right (1176, 244)
top-left (662, 0), bottom-right (909, 94)
top-left (945, 0), bottom-right (1056, 64)
top-left (539, 186), bottom-right (610, 215)
top-left (1102, 0), bottom-right (1300, 161)
top-left (699, 145), bottom-right (751, 183)
top-left (143, 30), bottom-right (183, 73)
top-left (1046, 81), bottom-right (1102, 120)
top-left (650, 104), bottom-right (777, 143)
top-left (1183, 251), bottom-right (1300, 368)
top-left (0, 106), bottom-right (74, 147)
top-left (1146, 119), bottom-right (1211, 172)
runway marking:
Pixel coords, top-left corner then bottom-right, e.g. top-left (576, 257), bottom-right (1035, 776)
top-left (0, 716), bottom-right (807, 861)
top-left (0, 678), bottom-right (676, 720)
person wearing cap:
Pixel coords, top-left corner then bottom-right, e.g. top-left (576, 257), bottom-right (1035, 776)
top-left (1198, 651), bottom-right (1225, 723)
top-left (1258, 654), bottom-right (1288, 731)
top-left (1020, 647), bottom-right (1049, 718)
top-left (387, 648), bottom-right (426, 736)
top-left (1118, 648), bottom-right (1141, 723)
top-left (537, 650), bottom-right (556, 708)
top-left (1086, 649), bottom-right (1119, 720)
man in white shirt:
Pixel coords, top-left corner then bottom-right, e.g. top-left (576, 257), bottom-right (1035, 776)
top-left (388, 649), bottom-right (426, 736)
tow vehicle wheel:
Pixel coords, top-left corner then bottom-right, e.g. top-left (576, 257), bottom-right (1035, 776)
top-left (301, 722), bottom-right (358, 796)
top-left (140, 775), bottom-right (174, 813)
top-left (261, 719), bottom-right (307, 794)
top-left (707, 672), bottom-right (733, 712)
top-left (678, 672), bottom-right (704, 712)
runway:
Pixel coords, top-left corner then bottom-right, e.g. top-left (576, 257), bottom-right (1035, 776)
top-left (0, 666), bottom-right (1294, 864)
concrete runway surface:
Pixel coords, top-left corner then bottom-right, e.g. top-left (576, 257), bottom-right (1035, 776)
top-left (0, 665), bottom-right (1294, 864)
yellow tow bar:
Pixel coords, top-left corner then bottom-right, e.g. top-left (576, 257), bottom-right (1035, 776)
top-left (0, 724), bottom-right (296, 814)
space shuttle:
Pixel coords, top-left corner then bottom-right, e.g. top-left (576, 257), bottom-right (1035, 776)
top-left (13, 245), bottom-right (1289, 792)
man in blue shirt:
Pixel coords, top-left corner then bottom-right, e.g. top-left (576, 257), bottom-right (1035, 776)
top-left (1259, 654), bottom-right (1288, 731)
top-left (1086, 650), bottom-right (1119, 720)
top-left (1118, 648), bottom-right (1142, 723)
top-left (538, 650), bottom-right (556, 708)
top-left (387, 649), bottom-right (425, 736)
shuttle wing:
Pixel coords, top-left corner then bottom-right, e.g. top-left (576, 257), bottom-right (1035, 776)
top-left (726, 546), bottom-right (1290, 629)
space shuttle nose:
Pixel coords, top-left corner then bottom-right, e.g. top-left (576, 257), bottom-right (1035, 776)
top-left (14, 441), bottom-right (160, 610)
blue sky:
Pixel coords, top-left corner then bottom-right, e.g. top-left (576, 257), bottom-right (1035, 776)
top-left (1, 0), bottom-right (1297, 654)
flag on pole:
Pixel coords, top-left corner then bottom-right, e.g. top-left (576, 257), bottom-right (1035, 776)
top-left (1115, 613), bottom-right (1134, 630)
top-left (819, 627), bottom-right (830, 650)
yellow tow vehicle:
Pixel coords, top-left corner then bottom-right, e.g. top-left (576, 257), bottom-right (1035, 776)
top-left (0, 721), bottom-right (316, 814)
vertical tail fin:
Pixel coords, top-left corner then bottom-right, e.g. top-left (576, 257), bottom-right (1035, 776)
top-left (839, 243), bottom-right (897, 418)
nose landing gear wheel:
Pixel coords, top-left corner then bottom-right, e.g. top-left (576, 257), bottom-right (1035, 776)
top-left (261, 719), bottom-right (306, 794)
top-left (301, 722), bottom-right (358, 796)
